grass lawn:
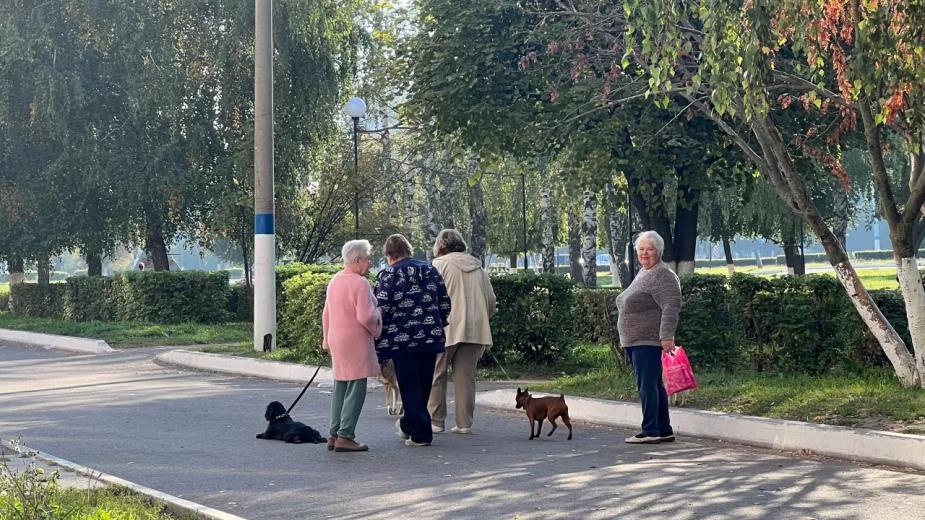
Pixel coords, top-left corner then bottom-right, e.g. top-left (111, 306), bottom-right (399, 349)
top-left (0, 312), bottom-right (250, 348)
top-left (536, 361), bottom-right (925, 434)
top-left (200, 342), bottom-right (331, 366)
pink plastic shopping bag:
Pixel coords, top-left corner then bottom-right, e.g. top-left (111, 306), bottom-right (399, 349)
top-left (662, 346), bottom-right (698, 396)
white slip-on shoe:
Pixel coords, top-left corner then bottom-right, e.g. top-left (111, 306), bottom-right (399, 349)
top-left (431, 423), bottom-right (445, 433)
top-left (395, 419), bottom-right (409, 440)
top-left (405, 439), bottom-right (431, 447)
top-left (625, 433), bottom-right (661, 444)
top-left (450, 426), bottom-right (471, 434)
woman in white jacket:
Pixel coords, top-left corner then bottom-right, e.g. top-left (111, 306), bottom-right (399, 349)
top-left (428, 229), bottom-right (496, 434)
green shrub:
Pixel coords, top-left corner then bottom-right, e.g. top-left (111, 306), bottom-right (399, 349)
top-left (229, 284), bottom-right (253, 322)
top-left (0, 285), bottom-right (9, 311)
top-left (677, 274), bottom-right (745, 371)
top-left (490, 272), bottom-right (575, 364)
top-left (696, 257), bottom-right (779, 268)
top-left (853, 249), bottom-right (925, 261)
top-left (277, 271), bottom-right (335, 359)
top-left (62, 276), bottom-right (116, 321)
top-left (9, 284), bottom-right (65, 318)
top-left (111, 271), bottom-right (231, 323)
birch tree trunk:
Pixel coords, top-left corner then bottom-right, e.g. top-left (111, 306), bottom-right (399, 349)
top-left (723, 238), bottom-right (735, 277)
top-left (749, 112), bottom-right (920, 386)
top-left (9, 257), bottom-right (25, 285)
top-left (37, 253), bottom-right (50, 286)
top-left (422, 169), bottom-right (440, 258)
top-left (539, 174), bottom-right (556, 274)
top-left (581, 188), bottom-right (598, 287)
top-left (468, 173), bottom-right (487, 265)
top-left (403, 165), bottom-right (416, 240)
top-left (604, 181), bottom-right (630, 288)
top-left (568, 206), bottom-right (583, 284)
top-left (833, 187), bottom-right (849, 250)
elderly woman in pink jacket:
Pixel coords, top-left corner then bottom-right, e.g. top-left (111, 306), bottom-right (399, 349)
top-left (322, 240), bottom-right (382, 452)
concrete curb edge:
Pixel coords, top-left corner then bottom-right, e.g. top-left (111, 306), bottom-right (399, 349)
top-left (1, 439), bottom-right (247, 520)
top-left (476, 388), bottom-right (925, 471)
top-left (0, 328), bottom-right (114, 354)
top-left (154, 349), bottom-right (382, 388)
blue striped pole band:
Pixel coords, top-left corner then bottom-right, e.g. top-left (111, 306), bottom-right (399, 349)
top-left (255, 213), bottom-right (275, 234)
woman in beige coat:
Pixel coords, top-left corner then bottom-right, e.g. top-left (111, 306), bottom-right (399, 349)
top-left (428, 229), bottom-right (496, 434)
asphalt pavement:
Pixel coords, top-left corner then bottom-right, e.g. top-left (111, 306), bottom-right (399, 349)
top-left (2, 343), bottom-right (924, 519)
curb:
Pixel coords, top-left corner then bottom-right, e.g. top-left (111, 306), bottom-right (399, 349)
top-left (476, 389), bottom-right (925, 471)
top-left (0, 328), bottom-right (114, 354)
top-left (154, 349), bottom-right (381, 388)
top-left (1, 440), bottom-right (247, 520)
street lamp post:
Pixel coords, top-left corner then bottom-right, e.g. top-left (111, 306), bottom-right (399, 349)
top-left (345, 97), bottom-right (367, 239)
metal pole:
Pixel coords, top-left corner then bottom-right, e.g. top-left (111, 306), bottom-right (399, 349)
top-left (253, 0), bottom-right (276, 352)
top-left (353, 117), bottom-right (360, 239)
top-left (521, 172), bottom-right (528, 270)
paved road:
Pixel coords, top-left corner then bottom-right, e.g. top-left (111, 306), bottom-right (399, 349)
top-left (2, 343), bottom-right (924, 519)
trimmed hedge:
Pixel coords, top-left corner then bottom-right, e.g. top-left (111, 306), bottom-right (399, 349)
top-left (9, 284), bottom-right (64, 317)
top-left (490, 272), bottom-right (575, 364)
top-left (62, 276), bottom-right (116, 321)
top-left (852, 249), bottom-right (925, 261)
top-left (113, 271), bottom-right (231, 323)
top-left (277, 272), bottom-right (335, 359)
top-left (695, 257), bottom-right (780, 268)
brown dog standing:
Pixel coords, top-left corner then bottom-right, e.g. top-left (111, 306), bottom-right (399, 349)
top-left (515, 388), bottom-right (573, 440)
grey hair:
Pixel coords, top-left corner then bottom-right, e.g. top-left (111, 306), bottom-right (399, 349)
top-left (634, 231), bottom-right (665, 258)
top-left (432, 229), bottom-right (468, 258)
top-left (342, 239), bottom-right (372, 264)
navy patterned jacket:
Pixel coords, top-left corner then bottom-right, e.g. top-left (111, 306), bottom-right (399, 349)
top-left (374, 257), bottom-right (452, 359)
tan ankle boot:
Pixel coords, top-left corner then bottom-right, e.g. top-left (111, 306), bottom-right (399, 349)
top-left (334, 437), bottom-right (368, 452)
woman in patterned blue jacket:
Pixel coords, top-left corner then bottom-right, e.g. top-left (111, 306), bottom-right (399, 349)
top-left (374, 234), bottom-right (451, 447)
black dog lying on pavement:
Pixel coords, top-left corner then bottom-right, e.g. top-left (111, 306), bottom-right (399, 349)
top-left (256, 401), bottom-right (326, 444)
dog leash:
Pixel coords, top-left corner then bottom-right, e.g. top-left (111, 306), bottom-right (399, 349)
top-left (285, 365), bottom-right (323, 416)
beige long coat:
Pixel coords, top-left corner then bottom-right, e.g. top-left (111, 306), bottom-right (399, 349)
top-left (432, 252), bottom-right (496, 347)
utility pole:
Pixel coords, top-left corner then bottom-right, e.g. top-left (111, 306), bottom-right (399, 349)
top-left (253, 0), bottom-right (276, 352)
top-left (521, 172), bottom-right (528, 270)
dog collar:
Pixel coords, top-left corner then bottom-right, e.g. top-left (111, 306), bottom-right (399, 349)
top-left (274, 413), bottom-right (289, 420)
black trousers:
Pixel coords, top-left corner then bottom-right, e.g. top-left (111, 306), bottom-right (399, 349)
top-left (627, 346), bottom-right (673, 437)
top-left (393, 351), bottom-right (439, 444)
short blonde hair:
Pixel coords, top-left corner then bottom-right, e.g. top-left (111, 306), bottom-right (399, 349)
top-left (634, 231), bottom-right (665, 258)
top-left (432, 229), bottom-right (468, 258)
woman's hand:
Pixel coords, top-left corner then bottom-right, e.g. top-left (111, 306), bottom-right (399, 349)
top-left (660, 339), bottom-right (675, 353)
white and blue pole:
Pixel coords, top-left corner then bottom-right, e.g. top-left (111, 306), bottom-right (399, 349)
top-left (254, 0), bottom-right (276, 352)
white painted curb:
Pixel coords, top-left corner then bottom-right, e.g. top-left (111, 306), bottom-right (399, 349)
top-left (1, 440), bottom-right (246, 520)
top-left (476, 389), bottom-right (925, 471)
top-left (155, 349), bottom-right (381, 388)
top-left (0, 328), bottom-right (114, 354)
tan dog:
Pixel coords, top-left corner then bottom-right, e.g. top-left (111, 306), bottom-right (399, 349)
top-left (377, 359), bottom-right (403, 415)
top-left (515, 388), bottom-right (573, 440)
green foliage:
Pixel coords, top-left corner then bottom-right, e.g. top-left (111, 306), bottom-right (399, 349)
top-left (696, 257), bottom-right (779, 268)
top-left (62, 277), bottom-right (116, 322)
top-left (0, 283), bottom-right (9, 311)
top-left (111, 271), bottom-right (231, 324)
top-left (854, 249), bottom-right (925, 261)
top-left (277, 272), bottom-right (335, 361)
top-left (9, 284), bottom-right (64, 318)
top-left (490, 272), bottom-right (575, 364)
top-left (677, 274), bottom-right (744, 371)
top-left (571, 287), bottom-right (621, 349)
top-left (228, 284), bottom-right (253, 322)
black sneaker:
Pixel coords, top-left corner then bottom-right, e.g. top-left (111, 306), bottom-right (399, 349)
top-left (659, 434), bottom-right (676, 443)
top-left (625, 433), bottom-right (661, 444)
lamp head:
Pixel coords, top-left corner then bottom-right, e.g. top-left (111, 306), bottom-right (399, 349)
top-left (345, 97), bottom-right (367, 119)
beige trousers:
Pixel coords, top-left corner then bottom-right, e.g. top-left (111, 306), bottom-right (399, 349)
top-left (428, 343), bottom-right (486, 429)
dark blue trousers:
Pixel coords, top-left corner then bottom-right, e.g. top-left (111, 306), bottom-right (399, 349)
top-left (393, 351), bottom-right (439, 444)
top-left (627, 346), bottom-right (673, 437)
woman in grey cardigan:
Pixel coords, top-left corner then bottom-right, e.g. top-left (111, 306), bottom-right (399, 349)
top-left (615, 230), bottom-right (682, 444)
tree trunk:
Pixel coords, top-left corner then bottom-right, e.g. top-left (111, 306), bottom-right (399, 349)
top-left (86, 251), bottom-right (103, 277)
top-left (581, 188), bottom-right (598, 287)
top-left (897, 257), bottom-right (925, 382)
top-left (37, 254), bottom-right (50, 286)
top-left (604, 181), bottom-right (630, 288)
top-left (422, 170), bottom-right (440, 258)
top-left (749, 112), bottom-right (920, 386)
top-left (509, 252), bottom-right (518, 269)
top-left (403, 165), bottom-right (416, 241)
top-left (9, 257), bottom-right (25, 285)
top-left (674, 180), bottom-right (699, 275)
top-left (540, 176), bottom-right (556, 274)
top-left (468, 175), bottom-right (487, 265)
top-left (833, 186), bottom-right (849, 250)
top-left (630, 178), bottom-right (675, 268)
top-left (723, 238), bottom-right (735, 277)
top-left (568, 206), bottom-right (583, 284)
top-left (145, 217), bottom-right (170, 271)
